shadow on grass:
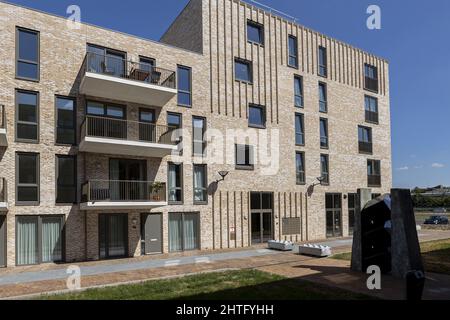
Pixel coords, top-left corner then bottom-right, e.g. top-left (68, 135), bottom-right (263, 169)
top-left (422, 247), bottom-right (450, 275)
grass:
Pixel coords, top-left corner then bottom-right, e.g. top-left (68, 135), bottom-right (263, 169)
top-left (40, 269), bottom-right (370, 300)
top-left (331, 239), bottom-right (450, 275)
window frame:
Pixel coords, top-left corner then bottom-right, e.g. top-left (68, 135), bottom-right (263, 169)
top-left (318, 46), bottom-right (328, 78)
top-left (319, 82), bottom-right (328, 113)
top-left (364, 95), bottom-right (379, 124)
top-left (320, 118), bottom-right (329, 149)
top-left (86, 100), bottom-right (126, 120)
top-left (296, 151), bottom-right (306, 185)
top-left (16, 27), bottom-right (40, 82)
top-left (364, 63), bottom-right (379, 93)
top-left (234, 58), bottom-right (253, 84)
top-left (193, 164), bottom-right (208, 205)
top-left (55, 155), bottom-right (77, 204)
top-left (294, 75), bottom-right (304, 108)
top-left (358, 125), bottom-right (373, 154)
top-left (168, 212), bottom-right (200, 252)
top-left (235, 144), bottom-right (255, 170)
top-left (192, 116), bottom-right (207, 157)
top-left (320, 154), bottom-right (330, 186)
top-left (288, 35), bottom-right (299, 68)
top-left (15, 89), bottom-right (40, 144)
top-left (248, 104), bottom-right (266, 129)
top-left (15, 152), bottom-right (40, 206)
top-left (247, 20), bottom-right (264, 46)
top-left (367, 159), bottom-right (382, 187)
top-left (295, 113), bottom-right (305, 146)
top-left (177, 65), bottom-right (192, 107)
top-left (55, 95), bottom-right (77, 146)
top-left (167, 162), bottom-right (184, 205)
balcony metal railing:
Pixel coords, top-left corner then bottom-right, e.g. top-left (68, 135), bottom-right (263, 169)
top-left (365, 110), bottom-right (379, 124)
top-left (368, 175), bottom-right (381, 187)
top-left (359, 141), bottom-right (373, 154)
top-left (81, 180), bottom-right (166, 203)
top-left (83, 52), bottom-right (176, 89)
top-left (0, 105), bottom-right (5, 129)
top-left (364, 77), bottom-right (379, 93)
top-left (81, 116), bottom-right (178, 145)
top-left (0, 178), bottom-right (7, 203)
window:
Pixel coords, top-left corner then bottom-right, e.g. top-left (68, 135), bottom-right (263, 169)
top-left (235, 58), bottom-right (252, 83)
top-left (167, 112), bottom-right (182, 144)
top-left (288, 35), bottom-right (298, 68)
top-left (318, 46), bottom-right (327, 77)
top-left (16, 27), bottom-right (39, 81)
top-left (367, 160), bottom-right (381, 187)
top-left (235, 144), bottom-right (254, 170)
top-left (247, 20), bottom-right (264, 45)
top-left (169, 213), bottom-right (199, 252)
top-left (320, 118), bottom-right (329, 149)
top-left (86, 44), bottom-right (126, 78)
top-left (56, 155), bottom-right (77, 204)
top-left (193, 164), bottom-right (207, 204)
top-left (320, 154), bottom-right (330, 185)
top-left (56, 96), bottom-right (76, 145)
top-left (364, 63), bottom-right (378, 92)
top-left (193, 116), bottom-right (206, 157)
top-left (16, 90), bottom-right (39, 143)
top-left (139, 108), bottom-right (156, 142)
top-left (16, 152), bottom-right (39, 205)
top-left (139, 56), bottom-right (155, 83)
top-left (348, 193), bottom-right (357, 236)
top-left (16, 216), bottom-right (64, 265)
top-left (319, 82), bottom-right (327, 113)
top-left (177, 65), bottom-right (192, 107)
top-left (168, 163), bottom-right (183, 204)
top-left (295, 113), bottom-right (305, 146)
top-left (294, 76), bottom-right (304, 108)
top-left (87, 101), bottom-right (125, 119)
top-left (358, 126), bottom-right (373, 154)
top-left (365, 95), bottom-right (379, 124)
top-left (248, 104), bottom-right (266, 128)
top-left (296, 152), bottom-right (305, 185)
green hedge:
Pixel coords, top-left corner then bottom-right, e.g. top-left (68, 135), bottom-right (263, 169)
top-left (412, 194), bottom-right (450, 208)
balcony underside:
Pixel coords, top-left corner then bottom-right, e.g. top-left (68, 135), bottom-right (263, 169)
top-left (79, 136), bottom-right (177, 158)
top-left (79, 72), bottom-right (177, 106)
top-left (0, 128), bottom-right (7, 147)
top-left (80, 201), bottom-right (167, 211)
top-left (0, 203), bottom-right (7, 212)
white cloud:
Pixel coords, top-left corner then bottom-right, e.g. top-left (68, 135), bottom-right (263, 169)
top-left (397, 166), bottom-right (409, 171)
top-left (414, 165), bottom-right (423, 169)
top-left (432, 163), bottom-right (445, 168)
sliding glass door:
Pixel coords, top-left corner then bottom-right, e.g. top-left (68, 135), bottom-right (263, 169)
top-left (168, 213), bottom-right (199, 252)
top-left (99, 214), bottom-right (128, 259)
top-left (41, 217), bottom-right (63, 263)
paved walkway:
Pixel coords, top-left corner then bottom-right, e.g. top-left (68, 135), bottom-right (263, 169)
top-left (0, 230), bottom-right (449, 299)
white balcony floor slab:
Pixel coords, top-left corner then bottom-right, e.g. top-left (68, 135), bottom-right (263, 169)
top-left (80, 201), bottom-right (168, 211)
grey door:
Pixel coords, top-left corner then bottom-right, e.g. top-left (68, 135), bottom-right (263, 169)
top-left (141, 213), bottom-right (162, 255)
top-left (0, 216), bottom-right (6, 267)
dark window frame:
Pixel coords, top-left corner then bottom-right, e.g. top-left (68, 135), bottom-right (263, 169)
top-left (55, 155), bottom-right (77, 204)
top-left (177, 65), bottom-right (192, 107)
top-left (319, 82), bottom-right (328, 113)
top-left (364, 63), bottom-right (379, 93)
top-left (168, 212), bottom-right (201, 252)
top-left (15, 89), bottom-right (39, 144)
top-left (294, 75), bottom-right (304, 108)
top-left (55, 95), bottom-right (77, 146)
top-left (15, 152), bottom-right (40, 206)
top-left (86, 100), bottom-right (127, 120)
top-left (295, 113), bottom-right (305, 146)
top-left (288, 35), bottom-right (299, 68)
top-left (168, 162), bottom-right (184, 205)
top-left (193, 164), bottom-right (208, 205)
top-left (320, 118), bottom-right (329, 149)
top-left (167, 111), bottom-right (183, 146)
top-left (248, 104), bottom-right (266, 129)
top-left (358, 125), bottom-right (373, 154)
top-left (367, 159), bottom-right (382, 187)
top-left (235, 144), bottom-right (255, 170)
top-left (16, 27), bottom-right (40, 82)
top-left (364, 95), bottom-right (379, 124)
top-left (247, 20), bottom-right (264, 46)
top-left (139, 107), bottom-right (156, 124)
top-left (318, 46), bottom-right (328, 78)
top-left (296, 151), bottom-right (306, 185)
top-left (320, 154), bottom-right (330, 185)
top-left (192, 116), bottom-right (207, 157)
top-left (234, 58), bottom-right (253, 84)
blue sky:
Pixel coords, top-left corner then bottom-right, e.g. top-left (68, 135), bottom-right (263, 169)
top-left (6, 0), bottom-right (450, 188)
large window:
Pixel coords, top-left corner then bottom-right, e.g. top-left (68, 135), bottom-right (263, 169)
top-left (320, 118), bottom-right (329, 149)
top-left (364, 63), bottom-right (378, 92)
top-left (295, 113), bottom-right (305, 146)
top-left (56, 155), bottom-right (77, 204)
top-left (296, 152), bottom-right (305, 185)
top-left (16, 216), bottom-right (64, 266)
top-left (365, 95), bottom-right (379, 124)
top-left (235, 144), bottom-right (254, 170)
top-left (16, 27), bottom-right (39, 81)
top-left (320, 154), bottom-right (330, 185)
top-left (193, 116), bottom-right (206, 157)
top-left (168, 163), bottom-right (183, 204)
top-left (358, 126), bottom-right (373, 154)
top-left (368, 159), bottom-right (381, 187)
top-left (247, 20), bottom-right (264, 45)
top-left (16, 152), bottom-right (39, 205)
top-left (168, 112), bottom-right (182, 145)
top-left (169, 213), bottom-right (199, 252)
top-left (87, 101), bottom-right (125, 119)
top-left (318, 46), bottom-right (328, 77)
top-left (248, 104), bottom-right (266, 128)
top-left (177, 65), bottom-right (192, 107)
top-left (288, 35), bottom-right (298, 68)
top-left (294, 76), bottom-right (304, 108)
top-left (16, 90), bottom-right (39, 143)
top-left (235, 58), bottom-right (252, 83)
top-left (193, 164), bottom-right (207, 204)
top-left (86, 44), bottom-right (126, 78)
top-left (56, 96), bottom-right (76, 145)
top-left (319, 82), bottom-right (327, 113)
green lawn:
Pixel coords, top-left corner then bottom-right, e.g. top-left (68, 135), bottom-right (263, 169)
top-left (331, 239), bottom-right (450, 275)
top-left (41, 269), bottom-right (370, 300)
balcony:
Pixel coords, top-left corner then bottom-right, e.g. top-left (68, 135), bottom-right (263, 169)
top-left (79, 116), bottom-right (178, 158)
top-left (365, 110), bottom-right (379, 124)
top-left (79, 52), bottom-right (177, 106)
top-left (368, 175), bottom-right (381, 188)
top-left (80, 180), bottom-right (167, 210)
top-left (359, 141), bottom-right (373, 154)
top-left (0, 178), bottom-right (7, 212)
top-left (0, 105), bottom-right (6, 147)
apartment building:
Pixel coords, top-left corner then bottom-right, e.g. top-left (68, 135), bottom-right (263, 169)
top-left (0, 0), bottom-right (391, 268)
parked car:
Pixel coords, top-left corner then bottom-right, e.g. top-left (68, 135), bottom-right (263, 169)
top-left (433, 208), bottom-right (447, 214)
top-left (424, 216), bottom-right (449, 225)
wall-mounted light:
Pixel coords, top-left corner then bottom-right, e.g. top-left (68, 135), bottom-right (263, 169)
top-left (132, 217), bottom-right (138, 229)
top-left (216, 171), bottom-right (229, 183)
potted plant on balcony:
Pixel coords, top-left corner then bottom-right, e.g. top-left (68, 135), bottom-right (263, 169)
top-left (150, 182), bottom-right (164, 201)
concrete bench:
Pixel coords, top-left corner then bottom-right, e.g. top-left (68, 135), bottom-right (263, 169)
top-left (298, 244), bottom-right (332, 257)
top-left (268, 240), bottom-right (294, 251)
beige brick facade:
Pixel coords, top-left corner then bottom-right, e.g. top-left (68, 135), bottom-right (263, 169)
top-left (0, 0), bottom-right (391, 268)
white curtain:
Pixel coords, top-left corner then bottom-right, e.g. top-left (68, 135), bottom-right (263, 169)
top-left (17, 217), bottom-right (38, 265)
top-left (108, 215), bottom-right (126, 257)
top-left (168, 165), bottom-right (177, 202)
top-left (193, 167), bottom-right (205, 202)
top-left (169, 214), bottom-right (183, 252)
top-left (42, 218), bottom-right (62, 263)
top-left (183, 214), bottom-right (199, 251)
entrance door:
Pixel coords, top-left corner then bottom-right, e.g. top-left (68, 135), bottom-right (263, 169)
top-left (99, 214), bottom-right (128, 259)
top-left (110, 159), bottom-right (147, 201)
top-left (141, 213), bottom-right (162, 255)
top-left (250, 192), bottom-right (274, 244)
top-left (348, 193), bottom-right (357, 236)
top-left (0, 216), bottom-right (5, 267)
top-left (326, 193), bottom-right (342, 238)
